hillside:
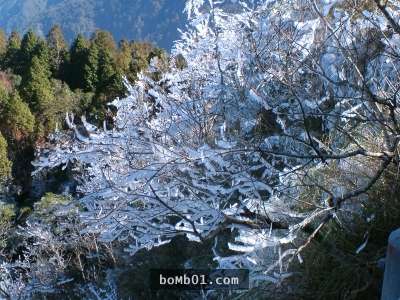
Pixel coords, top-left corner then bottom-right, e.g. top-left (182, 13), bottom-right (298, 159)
top-left (0, 0), bottom-right (186, 49)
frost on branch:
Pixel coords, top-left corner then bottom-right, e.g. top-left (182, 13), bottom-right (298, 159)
top-left (34, 73), bottom-right (293, 257)
top-left (32, 0), bottom-right (400, 288)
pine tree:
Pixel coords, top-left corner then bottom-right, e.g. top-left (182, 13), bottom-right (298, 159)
top-left (17, 30), bottom-right (40, 76)
top-left (2, 31), bottom-right (21, 72)
top-left (86, 31), bottom-right (126, 120)
top-left (83, 30), bottom-right (118, 93)
top-left (90, 50), bottom-right (125, 120)
top-left (21, 54), bottom-right (54, 132)
top-left (47, 25), bottom-right (67, 55)
top-left (97, 47), bottom-right (124, 96)
top-left (67, 34), bottom-right (89, 90)
top-left (46, 25), bottom-right (68, 77)
top-left (90, 30), bottom-right (117, 56)
top-left (83, 42), bottom-right (99, 92)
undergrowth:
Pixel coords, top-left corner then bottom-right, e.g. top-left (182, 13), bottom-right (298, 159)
top-left (296, 162), bottom-right (400, 299)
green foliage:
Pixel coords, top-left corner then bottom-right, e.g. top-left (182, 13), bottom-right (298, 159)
top-left (67, 34), bottom-right (90, 89)
top-left (72, 89), bottom-right (95, 113)
top-left (47, 25), bottom-right (67, 53)
top-left (0, 203), bottom-right (15, 221)
top-left (52, 29), bottom-right (162, 122)
top-left (47, 25), bottom-right (68, 77)
top-left (3, 92), bottom-right (35, 140)
top-left (0, 133), bottom-right (11, 182)
top-left (51, 79), bottom-right (85, 118)
top-left (0, 25), bottom-right (168, 194)
top-left (88, 31), bottom-right (121, 94)
top-left (91, 30), bottom-right (117, 55)
top-left (17, 30), bottom-right (41, 77)
top-left (21, 55), bottom-right (53, 128)
top-left (2, 31), bottom-right (21, 71)
top-left (17, 38), bottom-right (74, 134)
top-left (0, 203), bottom-right (15, 248)
top-left (90, 43), bottom-right (126, 119)
top-left (83, 42), bottom-right (100, 91)
top-left (0, 29), bottom-right (7, 57)
top-left (96, 46), bottom-right (117, 92)
top-left (62, 30), bottom-right (127, 121)
top-left (116, 39), bottom-right (132, 74)
top-left (128, 42), bottom-right (158, 82)
top-left (22, 67), bottom-right (83, 135)
top-left (35, 192), bottom-right (71, 212)
top-left (33, 193), bottom-right (77, 227)
top-left (0, 83), bottom-right (8, 104)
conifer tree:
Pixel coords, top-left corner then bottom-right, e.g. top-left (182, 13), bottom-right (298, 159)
top-left (67, 34), bottom-right (89, 90)
top-left (83, 42), bottom-right (99, 91)
top-left (116, 39), bottom-right (132, 74)
top-left (97, 46), bottom-right (125, 95)
top-left (90, 51), bottom-right (125, 119)
top-left (21, 54), bottom-right (54, 133)
top-left (73, 31), bottom-right (121, 119)
top-left (2, 31), bottom-right (21, 71)
top-left (91, 30), bottom-right (117, 56)
top-left (17, 30), bottom-right (40, 76)
top-left (46, 25), bottom-right (68, 77)
top-left (47, 25), bottom-right (67, 55)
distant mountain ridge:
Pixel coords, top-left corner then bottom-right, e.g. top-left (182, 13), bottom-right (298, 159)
top-left (0, 0), bottom-right (187, 49)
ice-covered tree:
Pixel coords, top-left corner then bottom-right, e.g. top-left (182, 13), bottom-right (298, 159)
top-left (30, 0), bottom-right (400, 290)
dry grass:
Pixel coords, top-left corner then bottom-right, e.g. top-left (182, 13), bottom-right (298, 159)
top-left (293, 161), bottom-right (400, 299)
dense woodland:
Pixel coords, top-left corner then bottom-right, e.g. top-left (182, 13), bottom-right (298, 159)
top-left (0, 0), bottom-right (400, 299)
top-left (0, 0), bottom-right (186, 49)
top-left (0, 26), bottom-right (169, 202)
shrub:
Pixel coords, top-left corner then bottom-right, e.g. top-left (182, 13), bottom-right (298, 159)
top-left (294, 163), bottom-right (400, 300)
top-left (3, 92), bottom-right (35, 140)
top-left (0, 133), bottom-right (11, 182)
top-left (0, 203), bottom-right (15, 249)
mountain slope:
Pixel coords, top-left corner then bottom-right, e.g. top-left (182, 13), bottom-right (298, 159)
top-left (0, 0), bottom-right (186, 49)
